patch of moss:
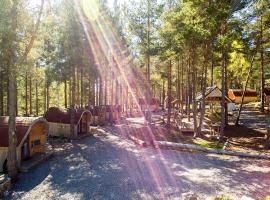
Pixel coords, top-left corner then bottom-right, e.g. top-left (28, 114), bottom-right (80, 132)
top-left (193, 138), bottom-right (224, 149)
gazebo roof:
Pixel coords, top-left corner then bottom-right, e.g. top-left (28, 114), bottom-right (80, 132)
top-left (196, 86), bottom-right (231, 102)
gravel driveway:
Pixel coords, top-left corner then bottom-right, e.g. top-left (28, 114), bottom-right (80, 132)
top-left (6, 131), bottom-right (270, 200)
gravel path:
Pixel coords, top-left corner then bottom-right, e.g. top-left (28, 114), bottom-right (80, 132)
top-left (6, 131), bottom-right (270, 200)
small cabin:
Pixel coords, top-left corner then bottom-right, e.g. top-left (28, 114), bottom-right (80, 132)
top-left (0, 117), bottom-right (48, 173)
top-left (228, 89), bottom-right (258, 104)
top-left (196, 86), bottom-right (231, 103)
top-left (139, 98), bottom-right (160, 112)
top-left (264, 87), bottom-right (270, 105)
top-left (44, 107), bottom-right (92, 138)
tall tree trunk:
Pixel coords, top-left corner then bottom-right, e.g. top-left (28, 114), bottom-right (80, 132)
top-left (29, 76), bottom-right (32, 115)
top-left (235, 53), bottom-right (257, 126)
top-left (167, 60), bottom-right (172, 130)
top-left (198, 43), bottom-right (209, 136)
top-left (220, 46), bottom-right (226, 141)
top-left (105, 74), bottom-right (108, 105)
top-left (88, 77), bottom-right (91, 106)
top-left (191, 45), bottom-right (199, 137)
top-left (0, 68), bottom-right (3, 116)
top-left (187, 58), bottom-right (191, 122)
top-left (46, 81), bottom-right (49, 111)
top-left (15, 81), bottom-right (18, 116)
top-left (44, 77), bottom-right (46, 113)
top-left (99, 76), bottom-right (103, 105)
top-left (80, 66), bottom-right (83, 108)
top-left (146, 0), bottom-right (150, 83)
top-left (7, 0), bottom-right (18, 180)
top-left (25, 74), bottom-right (28, 116)
top-left (35, 80), bottom-right (38, 116)
top-left (260, 15), bottom-right (265, 113)
top-left (64, 78), bottom-right (67, 108)
top-left (162, 79), bottom-right (165, 110)
top-left (177, 58), bottom-right (180, 102)
top-left (70, 64), bottom-right (76, 139)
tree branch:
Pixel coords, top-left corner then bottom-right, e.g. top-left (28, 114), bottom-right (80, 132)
top-left (16, 0), bottom-right (45, 66)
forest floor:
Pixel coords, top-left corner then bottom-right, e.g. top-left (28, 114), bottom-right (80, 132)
top-left (114, 106), bottom-right (270, 154)
top-left (6, 130), bottom-right (270, 200)
top-left (225, 106), bottom-right (269, 153)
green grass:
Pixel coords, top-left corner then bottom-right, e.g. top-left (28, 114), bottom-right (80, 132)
top-left (193, 138), bottom-right (224, 149)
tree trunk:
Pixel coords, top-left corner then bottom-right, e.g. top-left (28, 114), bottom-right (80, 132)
top-left (7, 0), bottom-right (18, 180)
top-left (35, 80), bottom-right (38, 116)
top-left (260, 15), bottom-right (265, 113)
top-left (187, 58), bottom-right (191, 122)
top-left (198, 43), bottom-right (209, 136)
top-left (146, 0), bottom-right (150, 83)
top-left (44, 78), bottom-right (46, 113)
top-left (162, 79), bottom-right (165, 110)
top-left (105, 74), bottom-right (108, 105)
top-left (64, 78), bottom-right (68, 108)
top-left (29, 76), bottom-right (32, 115)
top-left (235, 53), bottom-right (256, 126)
top-left (191, 45), bottom-right (199, 137)
top-left (80, 66), bottom-right (83, 108)
top-left (0, 68), bottom-right (3, 116)
top-left (167, 60), bottom-right (172, 130)
top-left (46, 81), bottom-right (49, 111)
top-left (220, 46), bottom-right (226, 141)
top-left (99, 76), bottom-right (103, 105)
top-left (70, 64), bottom-right (76, 139)
top-left (25, 74), bottom-right (28, 116)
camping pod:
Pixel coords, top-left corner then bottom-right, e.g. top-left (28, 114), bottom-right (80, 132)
top-left (87, 106), bottom-right (106, 126)
top-left (44, 107), bottom-right (92, 138)
top-left (0, 117), bottom-right (48, 173)
top-left (228, 89), bottom-right (258, 104)
top-left (264, 87), bottom-right (270, 105)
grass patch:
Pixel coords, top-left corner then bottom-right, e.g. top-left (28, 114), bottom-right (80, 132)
top-left (193, 138), bottom-right (224, 149)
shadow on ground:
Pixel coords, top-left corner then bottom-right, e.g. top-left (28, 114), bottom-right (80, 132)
top-left (7, 133), bottom-right (270, 199)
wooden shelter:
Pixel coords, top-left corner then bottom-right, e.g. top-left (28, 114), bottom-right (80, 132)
top-left (228, 89), bottom-right (258, 104)
top-left (264, 87), bottom-right (270, 106)
top-left (196, 86), bottom-right (231, 103)
top-left (44, 107), bottom-right (92, 138)
top-left (139, 98), bottom-right (160, 112)
top-left (0, 117), bottom-right (48, 173)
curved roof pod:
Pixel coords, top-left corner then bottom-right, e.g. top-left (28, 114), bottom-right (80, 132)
top-left (0, 117), bottom-right (49, 148)
top-left (44, 107), bottom-right (93, 125)
top-left (228, 89), bottom-right (258, 104)
top-left (229, 89), bottom-right (258, 97)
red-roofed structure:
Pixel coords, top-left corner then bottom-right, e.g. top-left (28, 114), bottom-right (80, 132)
top-left (44, 107), bottom-right (92, 138)
top-left (0, 117), bottom-right (48, 172)
top-left (228, 89), bottom-right (258, 104)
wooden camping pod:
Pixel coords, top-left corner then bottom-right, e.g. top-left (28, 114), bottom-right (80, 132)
top-left (228, 89), bottom-right (258, 104)
top-left (44, 107), bottom-right (92, 138)
top-left (0, 117), bottom-right (48, 172)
